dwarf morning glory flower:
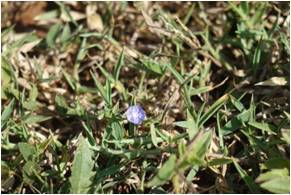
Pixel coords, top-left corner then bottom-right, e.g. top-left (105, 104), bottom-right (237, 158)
top-left (125, 105), bottom-right (146, 125)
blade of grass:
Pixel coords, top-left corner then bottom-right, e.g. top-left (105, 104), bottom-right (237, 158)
top-left (113, 49), bottom-right (124, 81)
top-left (233, 159), bottom-right (260, 193)
top-left (1, 98), bottom-right (15, 129)
top-left (90, 70), bottom-right (110, 105)
top-left (198, 94), bottom-right (229, 128)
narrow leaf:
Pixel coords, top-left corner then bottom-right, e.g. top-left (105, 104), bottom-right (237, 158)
top-left (150, 124), bottom-right (159, 147)
top-left (113, 49), bottom-right (124, 80)
top-left (175, 110), bottom-right (198, 139)
top-left (46, 23), bottom-right (61, 48)
top-left (147, 155), bottom-right (177, 187)
top-left (90, 70), bottom-right (110, 105)
top-left (221, 109), bottom-right (251, 136)
top-left (199, 94), bottom-right (229, 128)
top-left (248, 121), bottom-right (277, 134)
top-left (186, 130), bottom-right (212, 166)
top-left (233, 160), bottom-right (260, 193)
top-left (1, 98), bottom-right (15, 129)
top-left (23, 114), bottom-right (52, 125)
top-left (61, 23), bottom-right (71, 43)
top-left (165, 63), bottom-right (183, 84)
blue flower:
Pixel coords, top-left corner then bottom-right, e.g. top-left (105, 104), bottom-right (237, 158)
top-left (125, 105), bottom-right (146, 125)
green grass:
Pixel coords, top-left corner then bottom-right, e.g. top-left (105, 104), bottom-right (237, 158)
top-left (1, 2), bottom-right (290, 193)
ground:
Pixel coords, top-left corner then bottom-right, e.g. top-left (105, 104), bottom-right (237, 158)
top-left (1, 2), bottom-right (290, 194)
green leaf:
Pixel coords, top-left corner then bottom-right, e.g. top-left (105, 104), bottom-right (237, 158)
top-left (174, 121), bottom-right (189, 129)
top-left (241, 2), bottom-right (249, 15)
top-left (175, 109), bottom-right (198, 139)
top-left (69, 136), bottom-right (95, 194)
top-left (22, 160), bottom-right (41, 185)
top-left (248, 121), bottom-right (277, 134)
top-left (23, 101), bottom-right (38, 111)
top-left (230, 94), bottom-right (246, 112)
top-left (189, 86), bottom-right (213, 96)
top-left (94, 164), bottom-right (123, 182)
top-left (164, 63), bottom-right (183, 84)
top-left (75, 38), bottom-right (88, 65)
top-left (260, 177), bottom-right (290, 194)
top-left (28, 84), bottom-right (38, 102)
top-left (251, 3), bottom-right (267, 26)
top-left (1, 57), bottom-right (13, 97)
top-left (233, 160), bottom-right (260, 193)
top-left (221, 109), bottom-right (251, 136)
top-left (178, 141), bottom-right (186, 157)
top-left (55, 94), bottom-right (69, 114)
top-left (256, 169), bottom-right (290, 194)
top-left (251, 44), bottom-right (262, 73)
top-left (10, 33), bottom-right (39, 51)
top-left (97, 64), bottom-right (126, 98)
top-left (256, 168), bottom-right (289, 182)
top-left (23, 84), bottom-right (39, 111)
top-left (46, 23), bottom-right (61, 48)
top-left (249, 95), bottom-right (256, 122)
top-left (18, 143), bottom-right (36, 162)
top-left (90, 70), bottom-right (110, 105)
top-left (229, 2), bottom-right (249, 23)
top-left (150, 124), bottom-right (159, 147)
top-left (81, 121), bottom-right (96, 146)
top-left (186, 166), bottom-right (199, 182)
top-left (262, 158), bottom-right (290, 170)
top-left (216, 112), bottom-right (224, 149)
top-left (22, 114), bottom-right (52, 125)
top-left (92, 164), bottom-right (124, 192)
top-left (1, 25), bottom-right (14, 42)
top-left (111, 120), bottom-right (124, 140)
top-left (185, 130), bottom-right (212, 166)
top-left (113, 49), bottom-right (124, 80)
top-left (105, 80), bottom-right (112, 106)
top-left (61, 23), bottom-right (71, 43)
top-left (1, 98), bottom-right (15, 129)
top-left (147, 155), bottom-right (177, 187)
top-left (139, 58), bottom-right (164, 75)
top-left (63, 70), bottom-right (76, 91)
top-left (199, 94), bottom-right (229, 128)
top-left (37, 136), bottom-right (53, 155)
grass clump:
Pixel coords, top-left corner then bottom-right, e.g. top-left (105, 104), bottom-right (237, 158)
top-left (1, 2), bottom-right (290, 193)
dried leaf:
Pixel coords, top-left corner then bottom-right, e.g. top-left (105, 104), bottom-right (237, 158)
top-left (255, 77), bottom-right (287, 86)
top-left (61, 10), bottom-right (86, 22)
top-left (86, 5), bottom-right (103, 32)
